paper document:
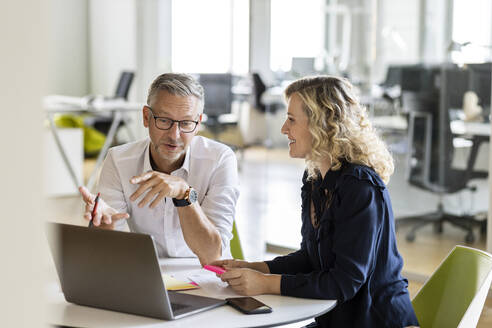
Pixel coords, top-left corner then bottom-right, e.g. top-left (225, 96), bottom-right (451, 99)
top-left (162, 273), bottom-right (199, 291)
top-left (188, 271), bottom-right (238, 298)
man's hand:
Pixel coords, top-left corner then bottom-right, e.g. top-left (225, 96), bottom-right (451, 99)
top-left (210, 259), bottom-right (270, 274)
top-left (219, 268), bottom-right (280, 296)
top-left (130, 171), bottom-right (188, 208)
top-left (210, 259), bottom-right (251, 269)
top-left (79, 186), bottom-right (129, 228)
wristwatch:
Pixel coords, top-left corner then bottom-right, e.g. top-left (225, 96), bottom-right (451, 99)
top-left (172, 186), bottom-right (198, 207)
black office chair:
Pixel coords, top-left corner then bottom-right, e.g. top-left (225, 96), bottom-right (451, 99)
top-left (198, 73), bottom-right (233, 125)
top-left (92, 71), bottom-right (135, 136)
top-left (252, 72), bottom-right (267, 113)
top-left (196, 73), bottom-right (250, 154)
top-left (251, 72), bottom-right (282, 114)
top-left (114, 71), bottom-right (134, 99)
top-left (197, 73), bottom-right (236, 137)
top-left (397, 65), bottom-right (488, 243)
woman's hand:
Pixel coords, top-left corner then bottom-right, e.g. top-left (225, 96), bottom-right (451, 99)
top-left (219, 268), bottom-right (281, 296)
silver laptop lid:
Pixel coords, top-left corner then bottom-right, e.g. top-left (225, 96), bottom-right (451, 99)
top-left (47, 223), bottom-right (228, 322)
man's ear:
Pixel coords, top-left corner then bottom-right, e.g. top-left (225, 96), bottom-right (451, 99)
top-left (143, 106), bottom-right (149, 128)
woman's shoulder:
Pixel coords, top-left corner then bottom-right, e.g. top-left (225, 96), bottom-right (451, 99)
top-left (301, 163), bottom-right (387, 193)
top-left (336, 163), bottom-right (386, 191)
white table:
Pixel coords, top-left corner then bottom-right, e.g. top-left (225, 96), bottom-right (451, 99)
top-left (370, 115), bottom-right (491, 138)
top-left (450, 120), bottom-right (491, 137)
top-left (44, 96), bottom-right (143, 191)
top-left (47, 258), bottom-right (336, 328)
top-left (371, 115), bottom-right (408, 131)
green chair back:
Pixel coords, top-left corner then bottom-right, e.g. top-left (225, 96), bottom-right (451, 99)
top-left (230, 220), bottom-right (244, 260)
top-left (412, 245), bottom-right (492, 328)
top-left (54, 114), bottom-right (106, 155)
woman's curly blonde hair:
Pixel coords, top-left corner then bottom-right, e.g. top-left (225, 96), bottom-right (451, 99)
top-left (284, 75), bottom-right (394, 184)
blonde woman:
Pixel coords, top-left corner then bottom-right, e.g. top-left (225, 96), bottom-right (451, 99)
top-left (212, 76), bottom-right (418, 327)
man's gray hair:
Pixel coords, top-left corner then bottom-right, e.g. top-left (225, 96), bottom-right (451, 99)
top-left (147, 73), bottom-right (204, 111)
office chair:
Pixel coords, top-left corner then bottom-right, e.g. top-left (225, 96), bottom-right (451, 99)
top-left (250, 72), bottom-right (285, 148)
top-left (92, 71), bottom-right (135, 136)
top-left (251, 72), bottom-right (282, 114)
top-left (231, 220), bottom-right (244, 260)
top-left (412, 245), bottom-right (492, 328)
top-left (114, 71), bottom-right (134, 99)
top-left (198, 73), bottom-right (233, 127)
top-left (252, 72), bottom-right (267, 113)
top-left (397, 65), bottom-right (488, 243)
top-left (197, 73), bottom-right (251, 155)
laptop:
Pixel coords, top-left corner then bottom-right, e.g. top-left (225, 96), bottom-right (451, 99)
top-left (46, 222), bottom-right (226, 320)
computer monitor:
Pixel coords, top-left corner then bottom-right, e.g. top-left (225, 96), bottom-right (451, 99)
top-left (467, 63), bottom-right (491, 109)
top-left (400, 64), bottom-right (441, 93)
top-left (444, 66), bottom-right (469, 109)
top-left (381, 65), bottom-right (403, 88)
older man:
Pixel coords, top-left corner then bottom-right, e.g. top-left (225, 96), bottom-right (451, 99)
top-left (79, 73), bottom-right (239, 265)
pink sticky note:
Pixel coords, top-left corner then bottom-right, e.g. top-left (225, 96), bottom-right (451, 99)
top-left (203, 265), bottom-right (226, 275)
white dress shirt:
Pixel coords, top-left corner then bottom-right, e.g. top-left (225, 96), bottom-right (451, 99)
top-left (97, 136), bottom-right (239, 258)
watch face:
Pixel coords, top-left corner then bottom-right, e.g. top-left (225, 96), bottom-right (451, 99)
top-left (189, 188), bottom-right (198, 203)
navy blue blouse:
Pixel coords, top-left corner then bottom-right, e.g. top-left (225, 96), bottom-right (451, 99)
top-left (265, 163), bottom-right (418, 328)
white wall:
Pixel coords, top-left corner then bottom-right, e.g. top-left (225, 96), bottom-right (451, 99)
top-left (0, 0), bottom-right (47, 326)
top-left (89, 0), bottom-right (137, 97)
top-left (48, 0), bottom-right (89, 95)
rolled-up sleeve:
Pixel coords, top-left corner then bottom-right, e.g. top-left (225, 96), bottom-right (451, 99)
top-left (199, 148), bottom-right (240, 255)
top-left (279, 178), bottom-right (383, 301)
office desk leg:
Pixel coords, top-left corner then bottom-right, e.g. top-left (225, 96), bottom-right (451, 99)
top-left (47, 112), bottom-right (81, 190)
top-left (86, 111), bottom-right (122, 190)
top-left (122, 114), bottom-right (135, 140)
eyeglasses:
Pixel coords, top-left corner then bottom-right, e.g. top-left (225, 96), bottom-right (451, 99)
top-left (146, 106), bottom-right (200, 133)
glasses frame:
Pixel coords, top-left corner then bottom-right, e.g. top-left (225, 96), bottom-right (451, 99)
top-left (146, 106), bottom-right (200, 133)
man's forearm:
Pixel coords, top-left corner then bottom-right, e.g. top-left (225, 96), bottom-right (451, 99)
top-left (249, 261), bottom-right (270, 273)
top-left (177, 203), bottom-right (223, 265)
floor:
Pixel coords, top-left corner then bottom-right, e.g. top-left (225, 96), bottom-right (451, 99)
top-left (46, 144), bottom-right (491, 327)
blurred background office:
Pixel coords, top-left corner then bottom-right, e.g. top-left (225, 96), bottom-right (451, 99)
top-left (27, 0), bottom-right (492, 326)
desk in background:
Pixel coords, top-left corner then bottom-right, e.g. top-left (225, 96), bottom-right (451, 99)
top-left (370, 115), bottom-right (491, 138)
top-left (44, 96), bottom-right (143, 191)
top-left (47, 258), bottom-right (336, 328)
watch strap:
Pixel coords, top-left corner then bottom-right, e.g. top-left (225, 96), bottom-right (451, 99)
top-left (172, 197), bottom-right (191, 207)
top-left (172, 187), bottom-right (195, 207)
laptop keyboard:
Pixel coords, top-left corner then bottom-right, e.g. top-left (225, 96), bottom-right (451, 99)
top-left (171, 302), bottom-right (190, 312)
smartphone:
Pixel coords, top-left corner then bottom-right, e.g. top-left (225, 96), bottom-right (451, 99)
top-left (226, 297), bottom-right (272, 314)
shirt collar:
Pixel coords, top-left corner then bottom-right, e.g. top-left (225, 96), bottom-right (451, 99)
top-left (143, 140), bottom-right (152, 173)
top-left (315, 164), bottom-right (344, 191)
top-left (143, 138), bottom-right (191, 174)
top-left (180, 144), bottom-right (191, 173)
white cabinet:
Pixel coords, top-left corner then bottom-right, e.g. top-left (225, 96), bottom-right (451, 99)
top-left (44, 128), bottom-right (83, 196)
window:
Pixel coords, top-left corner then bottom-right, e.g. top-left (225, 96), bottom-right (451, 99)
top-left (452, 0), bottom-right (492, 63)
top-left (171, 0), bottom-right (249, 73)
top-left (270, 0), bottom-right (324, 72)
